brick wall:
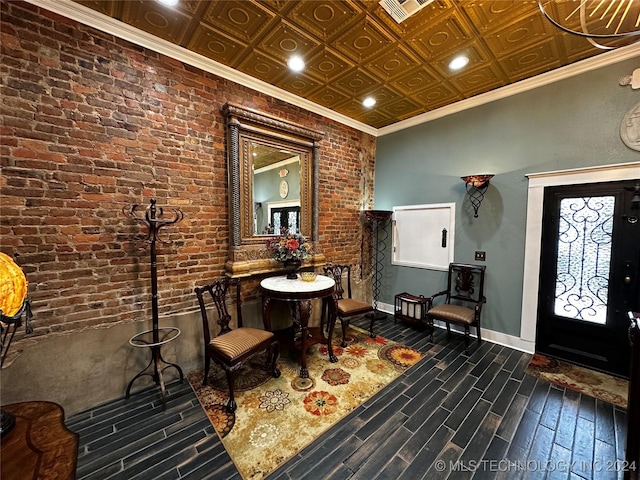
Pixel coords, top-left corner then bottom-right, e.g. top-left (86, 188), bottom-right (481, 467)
top-left (0, 2), bottom-right (376, 342)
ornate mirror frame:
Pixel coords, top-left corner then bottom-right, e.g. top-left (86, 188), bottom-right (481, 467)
top-left (223, 103), bottom-right (325, 278)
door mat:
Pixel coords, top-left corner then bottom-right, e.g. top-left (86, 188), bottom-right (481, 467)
top-left (187, 325), bottom-right (424, 480)
top-left (525, 353), bottom-right (628, 409)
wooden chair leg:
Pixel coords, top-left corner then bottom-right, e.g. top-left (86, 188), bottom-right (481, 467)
top-left (270, 342), bottom-right (281, 378)
top-left (225, 369), bottom-right (237, 413)
top-left (464, 325), bottom-right (470, 354)
top-left (202, 356), bottom-right (211, 385)
top-left (340, 318), bottom-right (349, 347)
top-left (446, 322), bottom-right (451, 338)
top-left (476, 325), bottom-right (482, 344)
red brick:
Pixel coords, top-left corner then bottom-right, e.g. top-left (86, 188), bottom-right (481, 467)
top-left (0, 3), bottom-right (375, 339)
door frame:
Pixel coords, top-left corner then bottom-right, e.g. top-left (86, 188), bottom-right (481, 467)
top-left (520, 161), bottom-right (640, 352)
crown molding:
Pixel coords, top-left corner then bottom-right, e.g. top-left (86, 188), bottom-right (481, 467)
top-left (23, 0), bottom-right (640, 138)
top-left (377, 42), bottom-right (640, 136)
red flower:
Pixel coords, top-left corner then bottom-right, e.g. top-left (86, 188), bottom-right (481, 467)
top-left (285, 238), bottom-right (299, 250)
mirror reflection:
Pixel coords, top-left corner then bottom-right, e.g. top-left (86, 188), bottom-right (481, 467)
top-left (252, 143), bottom-right (301, 235)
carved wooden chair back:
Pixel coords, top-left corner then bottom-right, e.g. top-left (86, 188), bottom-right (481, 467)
top-left (427, 263), bottom-right (486, 353)
top-left (194, 277), bottom-right (280, 412)
top-left (322, 264), bottom-right (376, 347)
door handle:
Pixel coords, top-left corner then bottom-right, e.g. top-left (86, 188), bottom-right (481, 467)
top-left (624, 276), bottom-right (632, 285)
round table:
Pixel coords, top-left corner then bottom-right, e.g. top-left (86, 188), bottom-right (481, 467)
top-left (260, 274), bottom-right (337, 378)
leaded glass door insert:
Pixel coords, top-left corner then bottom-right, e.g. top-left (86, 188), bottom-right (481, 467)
top-left (536, 180), bottom-right (639, 377)
top-left (554, 196), bottom-right (614, 324)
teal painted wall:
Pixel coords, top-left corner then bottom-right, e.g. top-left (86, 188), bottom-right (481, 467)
top-left (374, 57), bottom-right (639, 338)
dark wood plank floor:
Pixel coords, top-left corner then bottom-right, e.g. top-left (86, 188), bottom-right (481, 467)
top-left (67, 316), bottom-right (629, 480)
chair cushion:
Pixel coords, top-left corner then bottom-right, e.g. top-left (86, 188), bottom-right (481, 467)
top-left (209, 327), bottom-right (273, 361)
top-left (428, 304), bottom-right (475, 324)
top-left (337, 298), bottom-right (373, 316)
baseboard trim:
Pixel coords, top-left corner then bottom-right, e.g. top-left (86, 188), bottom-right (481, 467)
top-left (377, 301), bottom-right (535, 354)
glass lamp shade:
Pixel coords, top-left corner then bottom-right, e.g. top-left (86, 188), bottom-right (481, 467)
top-left (461, 174), bottom-right (494, 188)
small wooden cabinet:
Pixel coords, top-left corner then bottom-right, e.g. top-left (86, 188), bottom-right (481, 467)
top-left (394, 292), bottom-right (430, 328)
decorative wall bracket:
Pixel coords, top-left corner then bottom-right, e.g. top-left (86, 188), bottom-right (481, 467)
top-left (462, 174), bottom-right (494, 218)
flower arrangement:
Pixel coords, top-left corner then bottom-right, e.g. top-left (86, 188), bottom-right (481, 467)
top-left (267, 232), bottom-right (312, 263)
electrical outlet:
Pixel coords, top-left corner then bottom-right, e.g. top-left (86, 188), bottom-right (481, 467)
top-left (475, 251), bottom-right (486, 261)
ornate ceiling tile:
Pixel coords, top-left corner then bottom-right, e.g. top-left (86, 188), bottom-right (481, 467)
top-left (407, 10), bottom-right (476, 60)
top-left (332, 67), bottom-right (383, 97)
top-left (356, 109), bottom-right (396, 130)
top-left (362, 85), bottom-right (407, 108)
top-left (302, 47), bottom-right (355, 83)
top-left (391, 66), bottom-right (440, 96)
top-left (120, 1), bottom-right (194, 45)
top-left (448, 63), bottom-right (506, 98)
top-left (180, 0), bottom-right (201, 15)
top-left (277, 71), bottom-right (323, 97)
top-left (68, 0), bottom-right (632, 128)
top-left (76, 0), bottom-right (121, 17)
top-left (236, 50), bottom-right (288, 85)
top-left (379, 97), bottom-right (424, 121)
top-left (289, 0), bottom-right (361, 40)
top-left (257, 19), bottom-right (322, 62)
top-left (364, 44), bottom-right (422, 82)
top-left (200, 0), bottom-right (276, 44)
top-left (333, 17), bottom-right (397, 63)
top-left (427, 42), bottom-right (493, 80)
top-left (482, 10), bottom-right (557, 57)
top-left (333, 99), bottom-right (393, 128)
top-left (498, 39), bottom-right (564, 81)
top-left (186, 23), bottom-right (248, 66)
top-left (305, 85), bottom-right (352, 108)
top-left (461, 0), bottom-right (539, 35)
top-left (413, 83), bottom-right (464, 111)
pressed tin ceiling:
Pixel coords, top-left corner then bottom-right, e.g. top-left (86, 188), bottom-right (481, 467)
top-left (60, 0), bottom-right (640, 131)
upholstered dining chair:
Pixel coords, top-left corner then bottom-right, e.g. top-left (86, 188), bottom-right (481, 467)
top-left (322, 264), bottom-right (375, 347)
top-left (194, 277), bottom-right (280, 412)
top-left (426, 263), bottom-right (486, 353)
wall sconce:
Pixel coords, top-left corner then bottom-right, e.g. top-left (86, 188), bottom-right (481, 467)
top-left (461, 174), bottom-right (494, 218)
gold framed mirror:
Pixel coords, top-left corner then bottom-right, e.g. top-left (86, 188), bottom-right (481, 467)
top-left (223, 103), bottom-right (325, 277)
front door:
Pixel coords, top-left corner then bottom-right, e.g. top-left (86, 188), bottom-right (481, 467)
top-left (271, 206), bottom-right (301, 234)
top-left (536, 180), bottom-right (640, 377)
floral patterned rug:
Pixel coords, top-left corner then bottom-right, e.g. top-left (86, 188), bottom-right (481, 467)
top-left (188, 325), bottom-right (424, 480)
top-left (525, 353), bottom-right (628, 409)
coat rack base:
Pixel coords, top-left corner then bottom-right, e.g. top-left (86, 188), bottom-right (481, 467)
top-left (126, 327), bottom-right (184, 409)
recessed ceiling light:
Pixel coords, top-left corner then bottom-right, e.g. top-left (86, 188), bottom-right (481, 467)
top-left (362, 97), bottom-right (376, 108)
top-left (157, 0), bottom-right (179, 6)
top-left (449, 55), bottom-right (469, 71)
top-left (287, 55), bottom-right (305, 72)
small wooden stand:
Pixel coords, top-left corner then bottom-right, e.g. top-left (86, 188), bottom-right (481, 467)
top-left (394, 292), bottom-right (430, 330)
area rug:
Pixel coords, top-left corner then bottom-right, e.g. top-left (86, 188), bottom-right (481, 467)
top-left (187, 325), bottom-right (424, 480)
top-left (525, 353), bottom-right (628, 409)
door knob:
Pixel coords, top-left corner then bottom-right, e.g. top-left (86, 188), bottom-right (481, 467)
top-left (624, 276), bottom-right (632, 284)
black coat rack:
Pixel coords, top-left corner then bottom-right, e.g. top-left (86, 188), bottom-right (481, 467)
top-left (124, 199), bottom-right (184, 408)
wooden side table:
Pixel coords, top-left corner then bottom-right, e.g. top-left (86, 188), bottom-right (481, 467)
top-left (260, 274), bottom-right (338, 379)
top-left (0, 401), bottom-right (78, 480)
